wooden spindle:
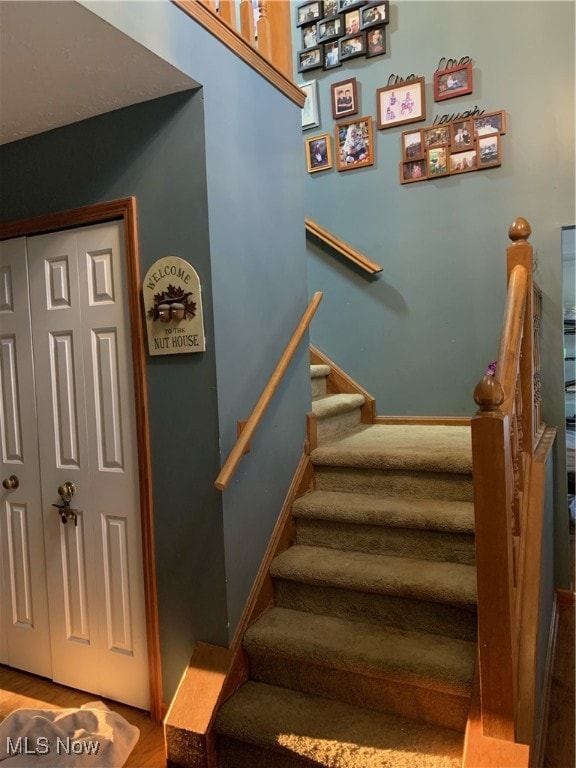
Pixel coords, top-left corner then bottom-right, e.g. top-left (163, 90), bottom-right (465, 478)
top-left (240, 0), bottom-right (255, 45)
top-left (268, 0), bottom-right (293, 78)
top-left (218, 0), bottom-right (236, 28)
top-left (257, 1), bottom-right (272, 60)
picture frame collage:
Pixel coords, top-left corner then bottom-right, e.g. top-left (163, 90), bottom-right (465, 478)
top-left (400, 110), bottom-right (506, 184)
top-left (296, 0), bottom-right (389, 74)
top-left (304, 76), bottom-right (375, 173)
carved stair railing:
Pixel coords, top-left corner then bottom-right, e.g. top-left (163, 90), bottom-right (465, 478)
top-left (465, 217), bottom-right (554, 766)
top-left (172, 1), bottom-right (302, 105)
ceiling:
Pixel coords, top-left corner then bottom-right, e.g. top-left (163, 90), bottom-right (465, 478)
top-left (0, 0), bottom-right (198, 145)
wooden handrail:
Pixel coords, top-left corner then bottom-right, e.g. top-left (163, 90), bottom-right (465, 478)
top-left (496, 263), bottom-right (528, 416)
top-left (305, 218), bottom-right (383, 275)
top-left (215, 291), bottom-right (323, 490)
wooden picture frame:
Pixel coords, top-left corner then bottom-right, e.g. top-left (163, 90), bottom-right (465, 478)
top-left (376, 77), bottom-right (426, 129)
top-left (400, 159), bottom-right (427, 184)
top-left (477, 134), bottom-right (501, 168)
top-left (434, 61), bottom-right (473, 102)
top-left (449, 149), bottom-right (478, 174)
top-left (402, 129), bottom-right (424, 161)
top-left (366, 26), bottom-right (386, 58)
top-left (450, 118), bottom-right (473, 150)
top-left (335, 116), bottom-right (374, 171)
top-left (360, 2), bottom-right (390, 29)
top-left (331, 77), bottom-right (358, 119)
top-left (427, 145), bottom-right (449, 177)
top-left (424, 124), bottom-right (451, 149)
top-left (473, 111), bottom-right (507, 137)
top-left (297, 1), bottom-right (324, 27)
top-left (305, 133), bottom-right (333, 173)
top-left (297, 46), bottom-right (323, 73)
top-left (300, 80), bottom-right (320, 130)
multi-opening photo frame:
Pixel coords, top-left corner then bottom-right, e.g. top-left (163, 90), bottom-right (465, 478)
top-left (399, 110), bottom-right (506, 184)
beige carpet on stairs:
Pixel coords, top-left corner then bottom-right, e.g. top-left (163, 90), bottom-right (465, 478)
top-left (214, 370), bottom-right (476, 768)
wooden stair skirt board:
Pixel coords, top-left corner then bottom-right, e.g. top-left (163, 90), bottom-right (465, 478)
top-left (164, 349), bottom-right (529, 767)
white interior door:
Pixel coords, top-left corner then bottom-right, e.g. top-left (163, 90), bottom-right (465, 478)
top-left (0, 237), bottom-right (52, 678)
top-left (0, 222), bottom-right (149, 710)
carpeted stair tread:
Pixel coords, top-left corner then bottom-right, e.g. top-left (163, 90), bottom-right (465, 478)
top-left (311, 364), bottom-right (331, 378)
top-left (215, 681), bottom-right (463, 768)
top-left (312, 393), bottom-right (365, 419)
top-left (244, 607), bottom-right (475, 696)
top-left (292, 490), bottom-right (474, 533)
top-left (312, 424), bottom-right (472, 474)
top-left (271, 544), bottom-right (477, 607)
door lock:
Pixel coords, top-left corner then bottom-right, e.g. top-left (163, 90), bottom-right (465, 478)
top-left (53, 481), bottom-right (79, 526)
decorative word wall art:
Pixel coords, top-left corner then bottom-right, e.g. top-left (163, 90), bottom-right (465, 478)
top-left (296, 0), bottom-right (390, 73)
top-left (399, 110), bottom-right (506, 184)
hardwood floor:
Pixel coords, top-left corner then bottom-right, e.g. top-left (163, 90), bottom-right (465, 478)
top-left (0, 666), bottom-right (166, 767)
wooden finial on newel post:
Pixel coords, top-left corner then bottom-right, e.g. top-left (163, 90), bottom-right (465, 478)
top-left (474, 374), bottom-right (505, 415)
top-left (508, 217), bottom-right (532, 244)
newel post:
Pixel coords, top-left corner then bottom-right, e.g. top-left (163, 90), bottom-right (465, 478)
top-left (471, 375), bottom-right (517, 741)
top-left (507, 217), bottom-right (535, 454)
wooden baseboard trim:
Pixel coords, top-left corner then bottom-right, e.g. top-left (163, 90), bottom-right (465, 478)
top-left (374, 416), bottom-right (472, 426)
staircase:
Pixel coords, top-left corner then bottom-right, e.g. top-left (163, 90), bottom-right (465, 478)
top-left (213, 361), bottom-right (478, 767)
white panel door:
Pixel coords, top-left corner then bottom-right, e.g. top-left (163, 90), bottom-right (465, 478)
top-left (0, 237), bottom-right (52, 678)
top-left (0, 222), bottom-right (149, 710)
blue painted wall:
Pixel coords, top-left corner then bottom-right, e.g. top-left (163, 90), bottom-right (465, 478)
top-left (296, 0), bottom-right (574, 585)
top-left (2, 2), bottom-right (309, 703)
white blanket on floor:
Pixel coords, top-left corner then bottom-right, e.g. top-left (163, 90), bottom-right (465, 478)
top-left (0, 701), bottom-right (139, 767)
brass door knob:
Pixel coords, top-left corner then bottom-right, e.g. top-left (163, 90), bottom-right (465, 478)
top-left (2, 475), bottom-right (19, 490)
top-left (57, 482), bottom-right (76, 499)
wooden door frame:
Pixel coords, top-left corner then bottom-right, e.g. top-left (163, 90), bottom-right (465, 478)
top-left (0, 197), bottom-right (162, 722)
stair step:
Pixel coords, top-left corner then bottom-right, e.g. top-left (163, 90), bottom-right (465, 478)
top-left (293, 490), bottom-right (475, 533)
top-left (315, 465), bottom-right (474, 501)
top-left (292, 490), bottom-right (475, 564)
top-left (270, 544), bottom-right (477, 607)
top-left (310, 364), bottom-right (330, 398)
top-left (311, 423), bottom-right (472, 475)
top-left (312, 393), bottom-right (365, 441)
top-left (244, 606), bottom-right (475, 696)
top-left (216, 682), bottom-right (463, 768)
top-left (244, 607), bottom-right (473, 729)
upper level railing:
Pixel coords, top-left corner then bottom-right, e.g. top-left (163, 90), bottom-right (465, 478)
top-left (215, 291), bottom-right (323, 490)
top-left (172, 0), bottom-right (303, 106)
top-left (470, 217), bottom-right (545, 744)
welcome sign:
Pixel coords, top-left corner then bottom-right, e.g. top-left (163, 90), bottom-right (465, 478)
top-left (143, 257), bottom-right (206, 356)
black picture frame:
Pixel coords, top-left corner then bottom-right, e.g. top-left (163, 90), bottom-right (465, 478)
top-left (297, 46), bottom-right (323, 73)
top-left (360, 2), bottom-right (390, 29)
top-left (317, 14), bottom-right (344, 42)
top-left (296, 1), bottom-right (324, 27)
top-left (339, 33), bottom-right (366, 61)
top-left (323, 40), bottom-right (342, 69)
top-left (366, 26), bottom-right (386, 57)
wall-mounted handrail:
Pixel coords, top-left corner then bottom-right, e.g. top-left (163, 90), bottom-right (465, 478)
top-left (215, 291), bottom-right (323, 491)
top-left (305, 218), bottom-right (383, 275)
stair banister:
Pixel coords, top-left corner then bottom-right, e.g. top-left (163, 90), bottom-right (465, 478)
top-left (215, 291), bottom-right (323, 491)
top-left (471, 217), bottom-right (540, 745)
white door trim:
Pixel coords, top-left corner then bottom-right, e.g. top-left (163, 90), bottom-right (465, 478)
top-left (0, 197), bottom-right (162, 721)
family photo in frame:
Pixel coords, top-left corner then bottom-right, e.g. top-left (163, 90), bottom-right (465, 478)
top-left (377, 78), bottom-right (426, 129)
top-left (335, 117), bottom-right (374, 171)
top-left (331, 77), bottom-right (358, 119)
